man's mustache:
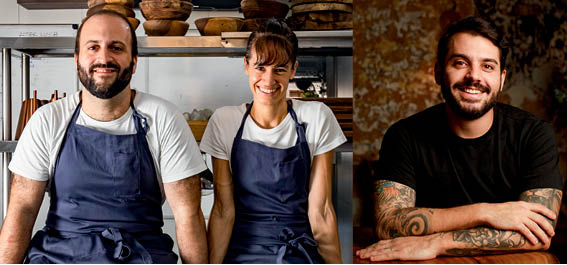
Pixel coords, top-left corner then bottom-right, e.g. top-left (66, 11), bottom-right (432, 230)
top-left (89, 63), bottom-right (120, 73)
top-left (453, 81), bottom-right (490, 93)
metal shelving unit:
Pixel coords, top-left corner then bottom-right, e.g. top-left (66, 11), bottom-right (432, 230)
top-left (0, 30), bottom-right (353, 220)
top-left (0, 31), bottom-right (352, 57)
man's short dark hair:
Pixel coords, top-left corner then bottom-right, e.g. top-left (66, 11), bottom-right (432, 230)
top-left (437, 16), bottom-right (508, 71)
top-left (74, 10), bottom-right (138, 58)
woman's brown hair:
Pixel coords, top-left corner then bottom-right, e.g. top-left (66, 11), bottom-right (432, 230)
top-left (245, 18), bottom-right (298, 69)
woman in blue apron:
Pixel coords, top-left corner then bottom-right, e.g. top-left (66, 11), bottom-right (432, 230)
top-left (25, 93), bottom-right (178, 263)
top-left (201, 19), bottom-right (346, 263)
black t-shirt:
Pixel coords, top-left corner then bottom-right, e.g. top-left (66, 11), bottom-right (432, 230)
top-left (376, 103), bottom-right (563, 208)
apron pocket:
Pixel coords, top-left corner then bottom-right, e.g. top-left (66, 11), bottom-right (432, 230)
top-left (276, 158), bottom-right (307, 203)
top-left (113, 151), bottom-right (141, 197)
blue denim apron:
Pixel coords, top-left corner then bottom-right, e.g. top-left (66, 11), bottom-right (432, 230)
top-left (25, 98), bottom-right (178, 264)
top-left (224, 101), bottom-right (324, 264)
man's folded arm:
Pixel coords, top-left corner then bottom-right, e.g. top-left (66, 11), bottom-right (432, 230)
top-left (359, 183), bottom-right (562, 261)
top-left (441, 188), bottom-right (562, 256)
top-left (374, 180), bottom-right (560, 246)
top-left (434, 189), bottom-right (562, 257)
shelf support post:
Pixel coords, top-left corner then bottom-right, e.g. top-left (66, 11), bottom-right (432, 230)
top-left (22, 54), bottom-right (30, 101)
top-left (2, 48), bottom-right (12, 220)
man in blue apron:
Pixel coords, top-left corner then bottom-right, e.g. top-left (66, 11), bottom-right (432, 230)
top-left (0, 10), bottom-right (208, 263)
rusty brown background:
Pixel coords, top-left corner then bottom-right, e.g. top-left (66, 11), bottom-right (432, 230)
top-left (352, 0), bottom-right (567, 233)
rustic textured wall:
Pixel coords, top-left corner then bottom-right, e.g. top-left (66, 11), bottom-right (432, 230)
top-left (353, 0), bottom-right (567, 227)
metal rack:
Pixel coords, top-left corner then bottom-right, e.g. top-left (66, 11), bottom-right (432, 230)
top-left (0, 30), bottom-right (353, 220)
top-left (0, 31), bottom-right (352, 57)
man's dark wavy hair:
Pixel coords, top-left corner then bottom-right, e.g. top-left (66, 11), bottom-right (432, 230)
top-left (74, 10), bottom-right (138, 58)
top-left (437, 16), bottom-right (508, 71)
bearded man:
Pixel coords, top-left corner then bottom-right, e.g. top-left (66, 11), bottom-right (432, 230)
top-left (357, 16), bottom-right (563, 261)
top-left (0, 10), bottom-right (208, 263)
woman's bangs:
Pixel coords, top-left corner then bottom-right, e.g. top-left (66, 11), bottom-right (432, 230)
top-left (253, 35), bottom-right (293, 67)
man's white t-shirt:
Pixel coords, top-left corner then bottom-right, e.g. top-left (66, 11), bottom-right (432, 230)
top-left (9, 91), bottom-right (207, 189)
top-left (200, 99), bottom-right (347, 167)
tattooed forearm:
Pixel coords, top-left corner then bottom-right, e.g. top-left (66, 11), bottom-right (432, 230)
top-left (374, 180), bottom-right (434, 239)
top-left (444, 227), bottom-right (531, 255)
top-left (453, 227), bottom-right (526, 248)
top-left (519, 188), bottom-right (563, 227)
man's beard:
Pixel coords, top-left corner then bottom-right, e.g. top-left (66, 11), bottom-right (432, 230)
top-left (78, 60), bottom-right (134, 99)
top-left (441, 78), bottom-right (499, 120)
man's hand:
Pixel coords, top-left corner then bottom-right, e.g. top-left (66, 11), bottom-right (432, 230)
top-left (356, 234), bottom-right (442, 262)
top-left (481, 201), bottom-right (556, 245)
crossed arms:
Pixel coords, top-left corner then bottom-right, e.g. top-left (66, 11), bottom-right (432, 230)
top-left (356, 180), bottom-right (563, 261)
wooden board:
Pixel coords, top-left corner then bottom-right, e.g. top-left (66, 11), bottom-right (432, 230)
top-left (291, 2), bottom-right (352, 14)
top-left (17, 0), bottom-right (88, 9)
top-left (187, 120), bottom-right (207, 142)
top-left (298, 97), bottom-right (352, 141)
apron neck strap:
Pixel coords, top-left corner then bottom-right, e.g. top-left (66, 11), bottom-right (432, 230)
top-left (73, 90), bottom-right (148, 134)
top-left (234, 100), bottom-right (305, 142)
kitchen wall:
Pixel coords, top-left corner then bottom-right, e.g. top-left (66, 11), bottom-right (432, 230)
top-left (0, 0), bottom-right (353, 261)
top-left (353, 0), bottom-right (567, 231)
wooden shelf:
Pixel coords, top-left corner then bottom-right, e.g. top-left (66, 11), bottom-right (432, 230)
top-left (17, 0), bottom-right (88, 9)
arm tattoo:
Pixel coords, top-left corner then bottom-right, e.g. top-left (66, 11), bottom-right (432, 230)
top-left (519, 188), bottom-right (563, 227)
top-left (444, 188), bottom-right (562, 256)
top-left (445, 228), bottom-right (527, 255)
top-left (374, 180), bottom-right (434, 239)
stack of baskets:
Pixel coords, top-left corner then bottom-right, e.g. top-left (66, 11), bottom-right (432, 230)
top-left (87, 0), bottom-right (139, 30)
top-left (140, 0), bottom-right (194, 36)
top-left (240, 0), bottom-right (289, 32)
top-left (288, 0), bottom-right (352, 30)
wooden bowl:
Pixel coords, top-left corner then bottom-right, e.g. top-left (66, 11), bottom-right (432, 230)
top-left (87, 3), bottom-right (135, 17)
top-left (81, 16), bottom-right (140, 30)
top-left (127, 17), bottom-right (140, 30)
top-left (140, 0), bottom-right (193, 21)
top-left (88, 0), bottom-right (134, 8)
top-left (291, 0), bottom-right (352, 4)
top-left (143, 20), bottom-right (189, 36)
top-left (291, 2), bottom-right (352, 14)
top-left (240, 0), bottom-right (289, 19)
top-left (242, 18), bottom-right (269, 31)
top-left (195, 17), bottom-right (244, 36)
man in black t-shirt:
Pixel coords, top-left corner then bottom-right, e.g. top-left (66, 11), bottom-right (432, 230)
top-left (357, 16), bottom-right (563, 261)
